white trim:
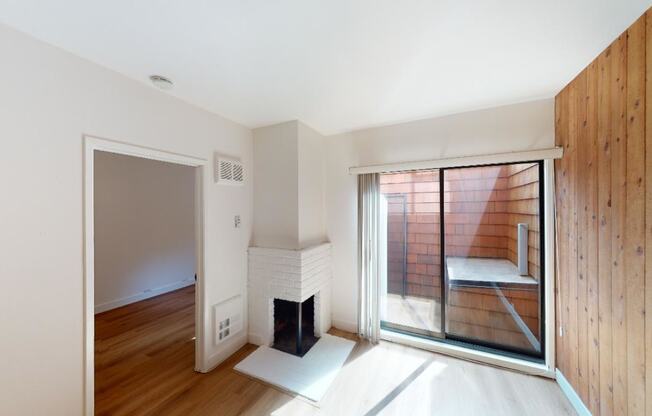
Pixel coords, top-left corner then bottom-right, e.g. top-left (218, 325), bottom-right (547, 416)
top-left (349, 147), bottom-right (563, 174)
top-left (544, 159), bottom-right (556, 371)
top-left (381, 329), bottom-right (555, 378)
top-left (85, 135), bottom-right (207, 167)
top-left (332, 319), bottom-right (359, 333)
top-left (248, 332), bottom-right (266, 346)
top-left (204, 332), bottom-right (249, 372)
top-left (94, 279), bottom-right (196, 314)
top-left (83, 135), bottom-right (208, 416)
top-left (194, 164), bottom-right (207, 374)
top-left (556, 369), bottom-right (592, 416)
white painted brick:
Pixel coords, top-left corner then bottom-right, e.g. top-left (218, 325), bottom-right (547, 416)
top-left (247, 243), bottom-right (332, 346)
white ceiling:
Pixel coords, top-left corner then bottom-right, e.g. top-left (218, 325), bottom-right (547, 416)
top-left (0, 1), bottom-right (650, 134)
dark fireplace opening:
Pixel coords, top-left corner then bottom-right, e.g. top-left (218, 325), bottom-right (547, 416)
top-left (273, 295), bottom-right (319, 357)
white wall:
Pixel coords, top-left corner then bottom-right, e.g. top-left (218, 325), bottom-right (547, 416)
top-left (252, 121), bottom-right (299, 249)
top-left (323, 99), bottom-right (555, 332)
top-left (252, 120), bottom-right (327, 250)
top-left (352, 99), bottom-right (554, 166)
top-left (94, 151), bottom-right (196, 313)
top-left (0, 23), bottom-right (252, 416)
top-left (297, 121), bottom-right (327, 249)
top-left (323, 134), bottom-right (360, 332)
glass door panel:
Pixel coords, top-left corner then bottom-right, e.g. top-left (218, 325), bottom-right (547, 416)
top-left (442, 163), bottom-right (544, 357)
top-left (379, 170), bottom-right (442, 337)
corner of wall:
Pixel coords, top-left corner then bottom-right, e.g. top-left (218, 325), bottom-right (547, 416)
top-left (204, 332), bottom-right (248, 373)
top-left (555, 369), bottom-right (592, 416)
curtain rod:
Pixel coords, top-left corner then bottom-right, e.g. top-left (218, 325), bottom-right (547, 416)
top-left (348, 147), bottom-right (563, 175)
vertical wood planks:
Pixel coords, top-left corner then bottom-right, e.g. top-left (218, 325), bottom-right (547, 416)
top-left (576, 70), bottom-right (590, 401)
top-left (624, 15), bottom-right (646, 416)
top-left (645, 10), bottom-right (652, 416)
top-left (596, 44), bottom-right (614, 415)
top-left (586, 59), bottom-right (601, 414)
top-left (555, 86), bottom-right (570, 380)
top-left (567, 78), bottom-right (580, 390)
top-left (555, 8), bottom-right (652, 415)
top-left (610, 32), bottom-right (628, 416)
top-left (555, 89), bottom-right (565, 375)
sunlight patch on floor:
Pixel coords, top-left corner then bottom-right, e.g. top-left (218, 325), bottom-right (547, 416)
top-left (383, 293), bottom-right (441, 333)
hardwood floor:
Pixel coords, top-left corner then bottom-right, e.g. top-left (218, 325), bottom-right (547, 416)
top-left (95, 286), bottom-right (575, 415)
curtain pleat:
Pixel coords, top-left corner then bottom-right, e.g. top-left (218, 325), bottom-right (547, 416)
top-left (358, 173), bottom-right (381, 343)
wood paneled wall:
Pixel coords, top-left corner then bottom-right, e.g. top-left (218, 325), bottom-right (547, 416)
top-left (554, 11), bottom-right (651, 416)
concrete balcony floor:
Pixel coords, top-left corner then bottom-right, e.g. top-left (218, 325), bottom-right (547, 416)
top-left (382, 293), bottom-right (441, 334)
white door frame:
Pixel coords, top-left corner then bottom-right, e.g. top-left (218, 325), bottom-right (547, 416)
top-left (83, 135), bottom-right (208, 415)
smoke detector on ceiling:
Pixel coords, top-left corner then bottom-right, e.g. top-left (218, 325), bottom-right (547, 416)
top-left (149, 75), bottom-right (174, 90)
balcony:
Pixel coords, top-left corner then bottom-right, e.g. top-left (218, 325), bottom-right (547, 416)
top-left (380, 163), bottom-right (543, 357)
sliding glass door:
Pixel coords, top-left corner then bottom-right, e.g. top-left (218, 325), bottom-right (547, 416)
top-left (379, 170), bottom-right (443, 338)
top-left (442, 162), bottom-right (544, 357)
top-left (379, 162), bottom-right (545, 360)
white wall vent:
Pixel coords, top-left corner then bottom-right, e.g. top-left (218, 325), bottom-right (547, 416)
top-left (215, 154), bottom-right (244, 185)
top-left (213, 294), bottom-right (243, 345)
top-left (232, 163), bottom-right (244, 182)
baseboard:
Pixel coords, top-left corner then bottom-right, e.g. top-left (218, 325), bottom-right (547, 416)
top-left (248, 332), bottom-right (266, 346)
top-left (556, 369), bottom-right (591, 416)
top-left (204, 332), bottom-right (248, 373)
top-left (95, 279), bottom-right (195, 314)
top-left (331, 319), bottom-right (358, 334)
top-left (383, 328), bottom-right (554, 378)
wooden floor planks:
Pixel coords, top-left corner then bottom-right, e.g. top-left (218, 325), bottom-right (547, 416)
top-left (95, 286), bottom-right (574, 416)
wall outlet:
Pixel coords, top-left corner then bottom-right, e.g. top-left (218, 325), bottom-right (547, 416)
top-left (234, 215), bottom-right (241, 228)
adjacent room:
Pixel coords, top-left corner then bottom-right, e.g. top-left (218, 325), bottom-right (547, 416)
top-left (93, 151), bottom-right (198, 414)
top-left (2, 1), bottom-right (652, 416)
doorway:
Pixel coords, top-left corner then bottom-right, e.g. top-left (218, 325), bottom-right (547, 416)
top-left (83, 136), bottom-right (207, 415)
top-left (378, 161), bottom-right (545, 360)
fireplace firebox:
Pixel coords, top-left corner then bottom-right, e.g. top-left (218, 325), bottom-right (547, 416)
top-left (273, 296), bottom-right (319, 357)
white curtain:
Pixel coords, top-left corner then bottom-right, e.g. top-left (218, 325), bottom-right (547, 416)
top-left (358, 173), bottom-right (381, 343)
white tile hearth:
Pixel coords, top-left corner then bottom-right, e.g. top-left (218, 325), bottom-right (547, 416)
top-left (234, 334), bottom-right (355, 403)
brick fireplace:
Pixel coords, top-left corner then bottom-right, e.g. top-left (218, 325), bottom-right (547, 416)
top-left (247, 243), bottom-right (332, 354)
